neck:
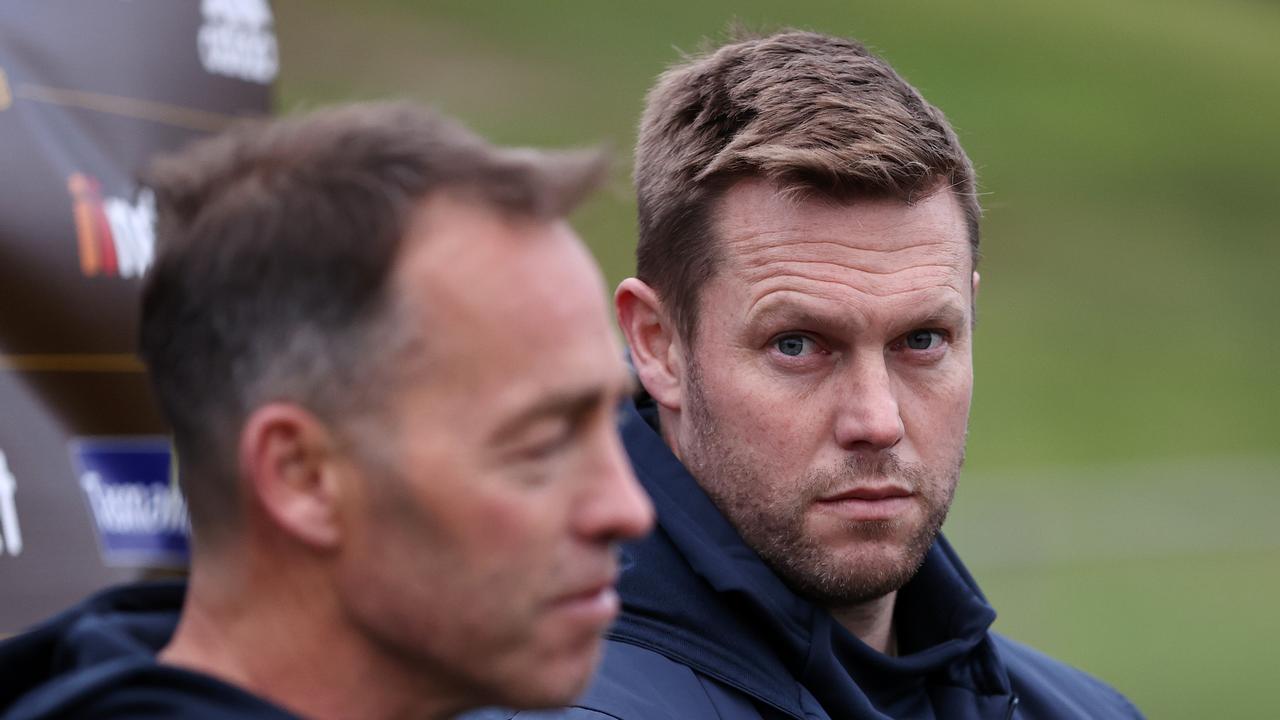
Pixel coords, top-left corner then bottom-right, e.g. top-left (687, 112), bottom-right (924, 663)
top-left (828, 591), bottom-right (899, 655)
top-left (161, 548), bottom-right (461, 720)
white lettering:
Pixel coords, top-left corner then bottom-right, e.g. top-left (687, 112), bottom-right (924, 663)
top-left (103, 188), bottom-right (155, 279)
top-left (202, 0), bottom-right (272, 26)
top-left (80, 471), bottom-right (191, 535)
top-left (199, 0), bottom-right (278, 84)
top-left (0, 450), bottom-right (23, 556)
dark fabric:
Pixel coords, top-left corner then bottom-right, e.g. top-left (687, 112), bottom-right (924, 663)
top-left (0, 582), bottom-right (298, 720)
top-left (487, 398), bottom-right (1143, 720)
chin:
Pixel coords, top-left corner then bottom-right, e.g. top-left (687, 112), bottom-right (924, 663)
top-left (498, 674), bottom-right (592, 710)
top-left (495, 646), bottom-right (601, 709)
top-left (768, 532), bottom-right (934, 607)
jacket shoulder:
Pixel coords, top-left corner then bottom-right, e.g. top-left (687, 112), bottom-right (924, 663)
top-left (468, 640), bottom-right (764, 720)
top-left (1, 659), bottom-right (298, 720)
top-left (992, 634), bottom-right (1144, 719)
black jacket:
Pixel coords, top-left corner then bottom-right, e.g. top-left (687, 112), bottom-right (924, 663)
top-left (475, 398), bottom-right (1143, 720)
top-left (0, 582), bottom-right (297, 720)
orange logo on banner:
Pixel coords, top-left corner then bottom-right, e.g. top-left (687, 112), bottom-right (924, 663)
top-left (67, 173), bottom-right (119, 277)
top-left (66, 174), bottom-right (156, 279)
top-left (0, 66), bottom-right (11, 111)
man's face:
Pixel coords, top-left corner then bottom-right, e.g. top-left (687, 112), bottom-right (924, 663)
top-left (337, 197), bottom-right (653, 710)
top-left (672, 179), bottom-right (974, 607)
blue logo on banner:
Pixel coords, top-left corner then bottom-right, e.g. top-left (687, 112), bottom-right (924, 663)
top-left (71, 437), bottom-right (190, 568)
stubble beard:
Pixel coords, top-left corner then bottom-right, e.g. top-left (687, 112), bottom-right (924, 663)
top-left (681, 365), bottom-right (962, 607)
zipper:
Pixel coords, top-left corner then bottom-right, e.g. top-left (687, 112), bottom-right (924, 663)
top-left (1004, 693), bottom-right (1020, 720)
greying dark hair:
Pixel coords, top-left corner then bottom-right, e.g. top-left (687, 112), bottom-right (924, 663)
top-left (140, 101), bottom-right (606, 543)
top-left (635, 30), bottom-right (980, 340)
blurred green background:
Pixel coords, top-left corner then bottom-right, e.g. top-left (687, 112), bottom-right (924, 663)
top-left (273, 1), bottom-right (1279, 716)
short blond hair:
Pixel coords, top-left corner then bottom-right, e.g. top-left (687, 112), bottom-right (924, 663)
top-left (635, 30), bottom-right (980, 338)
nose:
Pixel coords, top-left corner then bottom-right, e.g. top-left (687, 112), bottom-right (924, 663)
top-left (833, 350), bottom-right (905, 452)
top-left (574, 423), bottom-right (654, 542)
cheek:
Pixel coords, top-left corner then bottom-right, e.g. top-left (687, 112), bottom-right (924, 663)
top-left (899, 367), bottom-right (973, 452)
top-left (452, 492), bottom-right (561, 577)
top-left (697, 378), bottom-right (831, 483)
top-left (382, 463), bottom-right (564, 610)
top-left (414, 494), bottom-right (564, 649)
top-left (403, 444), bottom-right (558, 560)
top-left (435, 491), bottom-right (604, 703)
top-left (698, 344), bottom-right (833, 443)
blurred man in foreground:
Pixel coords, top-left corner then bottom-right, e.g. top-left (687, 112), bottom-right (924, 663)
top-left (494, 31), bottom-right (1142, 719)
top-left (0, 102), bottom-right (652, 720)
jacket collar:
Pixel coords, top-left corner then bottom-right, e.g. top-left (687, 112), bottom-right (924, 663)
top-left (610, 398), bottom-right (1013, 719)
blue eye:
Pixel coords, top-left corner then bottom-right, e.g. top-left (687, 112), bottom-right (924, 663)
top-left (775, 335), bottom-right (813, 357)
top-left (905, 330), bottom-right (944, 350)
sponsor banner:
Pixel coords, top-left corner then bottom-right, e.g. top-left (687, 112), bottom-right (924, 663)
top-left (0, 377), bottom-right (137, 633)
top-left (0, 3), bottom-right (273, 357)
top-left (70, 437), bottom-right (190, 568)
top-left (0, 4), bottom-right (271, 630)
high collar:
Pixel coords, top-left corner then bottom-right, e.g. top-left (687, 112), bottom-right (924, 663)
top-left (610, 398), bottom-right (1014, 719)
top-left (0, 582), bottom-right (298, 720)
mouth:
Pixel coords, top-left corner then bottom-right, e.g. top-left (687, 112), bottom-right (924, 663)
top-left (547, 576), bottom-right (621, 627)
top-left (816, 484), bottom-right (915, 521)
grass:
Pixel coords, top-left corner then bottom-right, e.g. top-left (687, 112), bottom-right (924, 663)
top-left (945, 455), bottom-right (1280, 716)
top-left (272, 2), bottom-right (1280, 715)
top-left (973, 549), bottom-right (1280, 718)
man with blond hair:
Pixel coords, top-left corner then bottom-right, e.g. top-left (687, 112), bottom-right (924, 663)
top-left (0, 102), bottom-right (652, 720)
top-left (490, 30), bottom-right (1142, 720)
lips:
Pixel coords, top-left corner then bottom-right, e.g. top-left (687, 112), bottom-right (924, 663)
top-left (820, 484), bottom-right (913, 503)
top-left (556, 576), bottom-right (617, 604)
top-left (547, 572), bottom-right (622, 626)
top-left (816, 484), bottom-right (915, 522)
top-left (545, 579), bottom-right (619, 625)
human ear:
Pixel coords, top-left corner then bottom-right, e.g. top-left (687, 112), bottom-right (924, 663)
top-left (238, 404), bottom-right (346, 550)
top-left (615, 278), bottom-right (685, 411)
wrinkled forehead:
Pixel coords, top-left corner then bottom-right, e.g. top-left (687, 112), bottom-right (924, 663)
top-left (712, 179), bottom-right (972, 272)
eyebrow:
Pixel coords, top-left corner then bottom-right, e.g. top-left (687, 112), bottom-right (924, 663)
top-left (746, 298), bottom-right (968, 334)
top-left (746, 303), bottom-right (833, 331)
top-left (489, 374), bottom-right (637, 444)
top-left (902, 303), bottom-right (968, 331)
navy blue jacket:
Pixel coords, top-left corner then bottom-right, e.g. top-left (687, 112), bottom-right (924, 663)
top-left (0, 582), bottom-right (297, 719)
top-left (474, 399), bottom-right (1143, 720)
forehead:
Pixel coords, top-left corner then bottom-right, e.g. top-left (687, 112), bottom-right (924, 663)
top-left (398, 197), bottom-right (601, 319)
top-left (391, 197), bottom-right (622, 403)
top-left (707, 179), bottom-right (972, 315)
